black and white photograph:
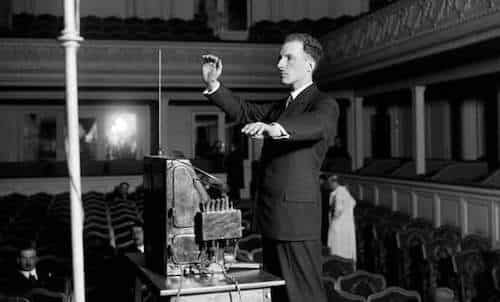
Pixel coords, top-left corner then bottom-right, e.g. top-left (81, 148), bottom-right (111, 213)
top-left (0, 0), bottom-right (499, 302)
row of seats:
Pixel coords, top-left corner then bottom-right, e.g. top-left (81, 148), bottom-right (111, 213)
top-left (5, 14), bottom-right (216, 41)
top-left (2, 13), bottom-right (357, 43)
top-left (0, 187), bottom-right (145, 302)
top-left (235, 210), bottom-right (424, 301)
top-left (248, 16), bottom-right (356, 42)
top-left (323, 273), bottom-right (422, 302)
top-left (234, 196), bottom-right (500, 301)
top-left (354, 201), bottom-right (500, 302)
top-left (354, 158), bottom-right (500, 187)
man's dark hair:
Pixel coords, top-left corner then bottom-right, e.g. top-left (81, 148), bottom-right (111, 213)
top-left (284, 33), bottom-right (324, 70)
top-left (119, 182), bottom-right (130, 188)
top-left (17, 240), bottom-right (37, 253)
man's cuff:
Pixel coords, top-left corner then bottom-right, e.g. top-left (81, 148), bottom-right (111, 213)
top-left (203, 81), bottom-right (221, 95)
top-left (270, 122), bottom-right (290, 139)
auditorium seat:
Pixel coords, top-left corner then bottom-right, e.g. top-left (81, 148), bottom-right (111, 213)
top-left (405, 218), bottom-right (433, 233)
top-left (355, 212), bottom-right (379, 272)
top-left (322, 255), bottom-right (356, 280)
top-left (101, 16), bottom-right (125, 39)
top-left (461, 233), bottom-right (490, 252)
top-left (11, 13), bottom-right (35, 37)
top-left (123, 17), bottom-right (149, 39)
top-left (425, 238), bottom-right (460, 300)
top-left (366, 286), bottom-right (421, 302)
top-left (397, 226), bottom-right (432, 297)
top-left (432, 287), bottom-right (454, 302)
top-left (481, 167), bottom-right (500, 188)
top-left (431, 225), bottom-right (461, 243)
top-left (323, 276), bottom-right (366, 302)
top-left (452, 249), bottom-right (487, 302)
top-left (357, 159), bottom-right (405, 176)
top-left (490, 250), bottom-right (500, 292)
top-left (80, 15), bottom-right (102, 38)
top-left (430, 161), bottom-right (488, 183)
top-left (373, 214), bottom-right (409, 284)
top-left (336, 270), bottom-right (387, 298)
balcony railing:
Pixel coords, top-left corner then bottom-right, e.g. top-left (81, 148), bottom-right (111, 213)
top-left (336, 173), bottom-right (500, 248)
top-left (319, 0), bottom-right (500, 81)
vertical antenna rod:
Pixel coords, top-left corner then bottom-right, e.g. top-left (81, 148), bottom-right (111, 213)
top-left (158, 49), bottom-right (163, 155)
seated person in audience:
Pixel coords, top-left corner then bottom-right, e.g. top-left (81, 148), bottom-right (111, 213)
top-left (114, 182), bottom-right (130, 201)
top-left (4, 241), bottom-right (61, 300)
top-left (121, 220), bottom-right (144, 254)
top-left (327, 175), bottom-right (357, 262)
top-left (112, 220), bottom-right (145, 302)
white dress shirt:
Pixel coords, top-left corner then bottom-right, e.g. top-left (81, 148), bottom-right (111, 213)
top-left (271, 81), bottom-right (313, 138)
top-left (20, 269), bottom-right (38, 280)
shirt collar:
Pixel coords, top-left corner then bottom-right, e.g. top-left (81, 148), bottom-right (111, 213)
top-left (290, 81), bottom-right (313, 100)
top-left (20, 269), bottom-right (37, 279)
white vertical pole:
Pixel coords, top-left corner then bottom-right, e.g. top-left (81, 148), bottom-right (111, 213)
top-left (412, 85), bottom-right (426, 175)
top-left (59, 0), bottom-right (85, 302)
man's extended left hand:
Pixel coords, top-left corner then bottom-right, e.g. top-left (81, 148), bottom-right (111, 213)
top-left (241, 122), bottom-right (281, 138)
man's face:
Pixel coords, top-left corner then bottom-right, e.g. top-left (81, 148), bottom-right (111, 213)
top-left (17, 248), bottom-right (37, 272)
top-left (328, 177), bottom-right (339, 190)
top-left (277, 40), bottom-right (313, 89)
top-left (119, 183), bottom-right (129, 197)
top-left (131, 226), bottom-right (144, 246)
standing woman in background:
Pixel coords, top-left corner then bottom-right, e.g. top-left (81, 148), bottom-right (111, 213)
top-left (327, 175), bottom-right (357, 262)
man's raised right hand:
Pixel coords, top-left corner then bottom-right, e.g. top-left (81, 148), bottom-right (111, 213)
top-left (201, 54), bottom-right (222, 91)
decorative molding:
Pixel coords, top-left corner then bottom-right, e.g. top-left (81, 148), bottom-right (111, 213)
top-left (324, 0), bottom-right (500, 61)
top-left (320, 0), bottom-right (500, 82)
top-left (0, 39), bottom-right (281, 89)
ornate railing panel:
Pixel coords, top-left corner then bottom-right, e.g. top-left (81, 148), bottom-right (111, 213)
top-left (338, 173), bottom-right (500, 247)
top-left (320, 0), bottom-right (500, 80)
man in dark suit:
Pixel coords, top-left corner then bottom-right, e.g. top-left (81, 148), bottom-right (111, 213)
top-left (4, 241), bottom-right (60, 300)
top-left (111, 220), bottom-right (145, 302)
top-left (120, 220), bottom-right (145, 254)
top-left (201, 33), bottom-right (338, 302)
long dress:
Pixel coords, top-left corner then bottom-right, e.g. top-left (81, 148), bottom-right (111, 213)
top-left (327, 185), bottom-right (357, 261)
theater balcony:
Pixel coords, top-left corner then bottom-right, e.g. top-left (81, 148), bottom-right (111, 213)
top-left (318, 0), bottom-right (500, 248)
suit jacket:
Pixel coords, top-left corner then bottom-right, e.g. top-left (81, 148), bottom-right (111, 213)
top-left (207, 84), bottom-right (338, 240)
top-left (4, 267), bottom-right (57, 297)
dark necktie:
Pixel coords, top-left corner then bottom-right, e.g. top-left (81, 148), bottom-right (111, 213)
top-left (278, 95), bottom-right (292, 117)
top-left (285, 95), bottom-right (292, 108)
top-left (29, 274), bottom-right (37, 284)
